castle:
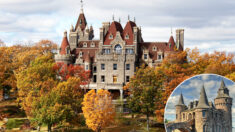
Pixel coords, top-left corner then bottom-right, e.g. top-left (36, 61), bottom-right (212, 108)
top-left (166, 80), bottom-right (233, 132)
top-left (55, 1), bottom-right (184, 101)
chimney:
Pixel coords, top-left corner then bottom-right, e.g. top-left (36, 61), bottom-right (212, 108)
top-left (176, 29), bottom-right (184, 50)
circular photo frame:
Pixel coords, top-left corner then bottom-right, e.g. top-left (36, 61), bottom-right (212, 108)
top-left (164, 74), bottom-right (235, 132)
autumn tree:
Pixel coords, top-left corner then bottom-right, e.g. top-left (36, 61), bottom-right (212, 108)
top-left (16, 54), bottom-right (57, 116)
top-left (82, 89), bottom-right (115, 132)
top-left (31, 77), bottom-right (83, 132)
top-left (126, 65), bottom-right (162, 131)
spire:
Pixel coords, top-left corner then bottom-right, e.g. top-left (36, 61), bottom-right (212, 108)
top-left (177, 93), bottom-right (185, 105)
top-left (119, 18), bottom-right (121, 23)
top-left (112, 14), bottom-right (115, 21)
top-left (80, 0), bottom-right (84, 13)
top-left (171, 27), bottom-right (173, 36)
top-left (134, 17), bottom-right (136, 23)
top-left (128, 15), bottom-right (130, 21)
top-left (216, 79), bottom-right (230, 98)
top-left (197, 85), bottom-right (210, 109)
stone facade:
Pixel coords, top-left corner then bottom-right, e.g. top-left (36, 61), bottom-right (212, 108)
top-left (166, 80), bottom-right (233, 132)
top-left (55, 3), bottom-right (184, 100)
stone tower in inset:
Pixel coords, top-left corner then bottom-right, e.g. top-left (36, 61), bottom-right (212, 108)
top-left (214, 79), bottom-right (233, 132)
top-left (175, 93), bottom-right (187, 122)
top-left (195, 85), bottom-right (210, 132)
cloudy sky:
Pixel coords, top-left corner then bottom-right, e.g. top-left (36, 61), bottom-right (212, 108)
top-left (0, 0), bottom-right (235, 53)
top-left (164, 74), bottom-right (235, 127)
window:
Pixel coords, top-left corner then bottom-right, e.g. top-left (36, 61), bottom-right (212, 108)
top-left (126, 64), bottom-right (130, 70)
top-left (113, 64), bottom-right (117, 70)
top-left (113, 76), bottom-right (117, 83)
top-left (101, 64), bottom-right (105, 70)
top-left (83, 42), bottom-right (87, 47)
top-left (101, 76), bottom-right (105, 82)
top-left (158, 55), bottom-right (162, 60)
top-left (93, 75), bottom-right (97, 83)
top-left (80, 19), bottom-right (82, 24)
top-left (203, 125), bottom-right (206, 132)
top-left (93, 66), bottom-right (97, 72)
top-left (125, 49), bottom-right (134, 54)
top-left (169, 43), bottom-right (171, 48)
top-left (125, 34), bottom-right (129, 39)
top-left (109, 34), bottom-right (113, 39)
top-left (144, 54), bottom-right (148, 59)
top-left (102, 49), bottom-right (110, 54)
top-left (153, 46), bottom-right (157, 51)
top-left (202, 110), bottom-right (206, 117)
top-left (126, 76), bottom-right (130, 82)
top-left (114, 44), bottom-right (122, 54)
top-left (91, 42), bottom-right (95, 47)
top-left (79, 52), bottom-right (83, 57)
top-left (85, 65), bottom-right (89, 70)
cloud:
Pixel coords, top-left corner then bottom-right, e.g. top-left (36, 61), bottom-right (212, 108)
top-left (0, 0), bottom-right (235, 53)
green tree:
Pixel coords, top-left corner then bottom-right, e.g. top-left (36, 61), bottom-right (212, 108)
top-left (126, 65), bottom-right (162, 131)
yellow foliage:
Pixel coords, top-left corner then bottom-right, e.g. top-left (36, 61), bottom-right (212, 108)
top-left (82, 89), bottom-right (115, 132)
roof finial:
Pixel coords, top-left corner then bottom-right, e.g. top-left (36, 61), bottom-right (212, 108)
top-left (128, 15), bottom-right (130, 21)
top-left (80, 0), bottom-right (84, 13)
top-left (171, 27), bottom-right (173, 36)
top-left (134, 17), bottom-right (136, 23)
top-left (119, 18), bottom-right (121, 23)
top-left (112, 14), bottom-right (115, 21)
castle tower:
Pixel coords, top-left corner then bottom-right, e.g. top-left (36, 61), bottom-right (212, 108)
top-left (195, 85), bottom-right (210, 132)
top-left (55, 31), bottom-right (73, 64)
top-left (69, 0), bottom-right (94, 51)
top-left (214, 79), bottom-right (232, 132)
top-left (175, 93), bottom-right (187, 122)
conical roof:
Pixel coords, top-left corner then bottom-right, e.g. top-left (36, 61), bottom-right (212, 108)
top-left (216, 79), bottom-right (230, 98)
top-left (59, 31), bottom-right (70, 55)
top-left (176, 93), bottom-right (185, 106)
top-left (197, 85), bottom-right (210, 109)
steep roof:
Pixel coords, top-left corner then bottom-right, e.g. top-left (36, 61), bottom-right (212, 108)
top-left (75, 12), bottom-right (87, 31)
top-left (123, 21), bottom-right (136, 45)
top-left (59, 31), bottom-right (70, 55)
top-left (177, 93), bottom-right (185, 106)
top-left (216, 79), bottom-right (230, 98)
top-left (197, 85), bottom-right (210, 109)
top-left (104, 21), bottom-right (123, 45)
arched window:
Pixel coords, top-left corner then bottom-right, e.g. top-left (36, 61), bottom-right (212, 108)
top-left (114, 44), bottom-right (122, 54)
top-left (83, 42), bottom-right (87, 47)
top-left (125, 34), bottom-right (129, 39)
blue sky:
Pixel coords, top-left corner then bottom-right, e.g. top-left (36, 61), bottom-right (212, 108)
top-left (164, 74), bottom-right (235, 127)
top-left (0, 0), bottom-right (235, 53)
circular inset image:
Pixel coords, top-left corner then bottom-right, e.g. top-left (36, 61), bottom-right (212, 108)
top-left (164, 74), bottom-right (235, 132)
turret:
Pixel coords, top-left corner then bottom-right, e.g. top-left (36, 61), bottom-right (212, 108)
top-left (175, 93), bottom-right (187, 122)
top-left (214, 79), bottom-right (232, 132)
top-left (55, 31), bottom-right (73, 64)
top-left (195, 85), bottom-right (210, 131)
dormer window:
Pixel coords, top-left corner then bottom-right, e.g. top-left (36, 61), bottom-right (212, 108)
top-left (169, 43), bottom-right (172, 48)
top-left (83, 42), bottom-right (87, 47)
top-left (109, 34), bottom-right (113, 39)
top-left (66, 47), bottom-right (70, 54)
top-left (153, 46), bottom-right (157, 51)
top-left (80, 19), bottom-right (82, 24)
top-left (91, 42), bottom-right (95, 47)
top-left (144, 54), bottom-right (148, 60)
top-left (79, 51), bottom-right (83, 57)
top-left (125, 34), bottom-right (129, 39)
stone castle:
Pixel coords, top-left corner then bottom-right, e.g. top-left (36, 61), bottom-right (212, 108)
top-left (166, 80), bottom-right (233, 132)
top-left (55, 1), bottom-right (184, 101)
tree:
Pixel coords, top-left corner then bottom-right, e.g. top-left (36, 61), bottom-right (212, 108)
top-left (31, 77), bottom-right (83, 132)
top-left (126, 65), bottom-right (162, 131)
top-left (16, 54), bottom-right (57, 117)
top-left (82, 89), bottom-right (115, 132)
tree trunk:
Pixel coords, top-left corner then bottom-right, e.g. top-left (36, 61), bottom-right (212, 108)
top-left (146, 114), bottom-right (149, 132)
top-left (37, 125), bottom-right (40, 132)
top-left (131, 113), bottom-right (134, 119)
top-left (48, 124), bottom-right (52, 132)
